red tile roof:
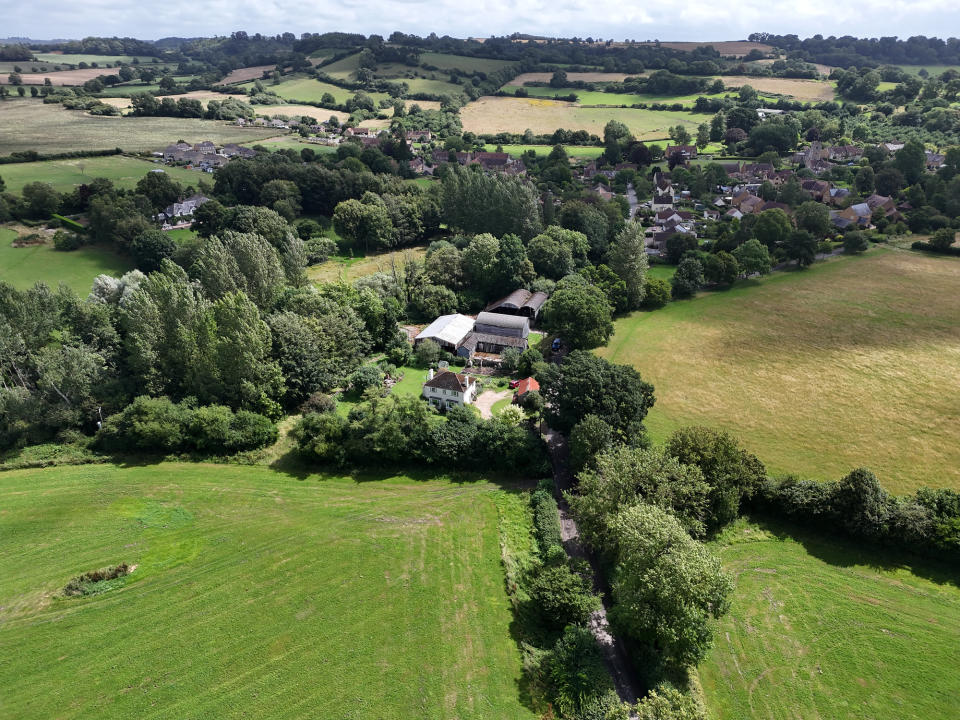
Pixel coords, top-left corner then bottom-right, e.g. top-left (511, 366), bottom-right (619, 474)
top-left (514, 377), bottom-right (540, 396)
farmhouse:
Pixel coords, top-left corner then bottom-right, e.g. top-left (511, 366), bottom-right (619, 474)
top-left (158, 194), bottom-right (211, 223)
top-left (485, 289), bottom-right (549, 320)
top-left (422, 369), bottom-right (477, 410)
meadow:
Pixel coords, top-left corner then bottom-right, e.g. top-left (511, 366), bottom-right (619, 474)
top-left (309, 244), bottom-right (428, 284)
top-left (507, 72), bottom-right (636, 85)
top-left (0, 228), bottom-right (132, 294)
top-left (598, 249), bottom-right (960, 494)
top-left (0, 156), bottom-right (203, 193)
top-left (481, 143), bottom-right (606, 158)
top-left (32, 53), bottom-right (164, 66)
top-left (0, 101), bottom-right (277, 155)
top-left (461, 97), bottom-right (703, 140)
top-left (699, 518), bottom-right (960, 719)
top-left (897, 64), bottom-right (960, 77)
top-left (238, 76), bottom-right (386, 105)
top-left (419, 52), bottom-right (517, 74)
top-left (501, 84), bottom-right (779, 108)
top-left (0, 462), bottom-right (535, 720)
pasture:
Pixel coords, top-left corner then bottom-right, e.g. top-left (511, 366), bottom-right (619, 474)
top-left (502, 84), bottom-right (753, 108)
top-left (461, 96), bottom-right (703, 140)
top-left (481, 143), bottom-right (606, 158)
top-left (0, 462), bottom-right (535, 720)
top-left (699, 518), bottom-right (960, 719)
top-left (238, 76), bottom-right (383, 105)
top-left (309, 244), bottom-right (428, 284)
top-left (598, 249), bottom-right (960, 494)
top-left (636, 41), bottom-right (773, 57)
top-left (419, 52), bottom-right (517, 74)
top-left (319, 53), bottom-right (364, 80)
top-left (219, 64), bottom-right (276, 84)
top-left (0, 228), bottom-right (132, 294)
top-left (897, 64), bottom-right (960, 77)
top-left (0, 156), bottom-right (202, 193)
top-left (507, 72), bottom-right (637, 85)
top-left (32, 53), bottom-right (164, 66)
top-left (0, 101), bottom-right (276, 155)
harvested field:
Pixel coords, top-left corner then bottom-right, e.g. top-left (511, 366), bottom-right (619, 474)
top-left (11, 67), bottom-right (145, 86)
top-left (717, 75), bottom-right (837, 101)
top-left (0, 100), bottom-right (277, 155)
top-left (461, 96), bottom-right (701, 140)
top-left (599, 248), bottom-right (960, 494)
top-left (100, 91), bottom-right (248, 111)
top-left (252, 104), bottom-right (350, 123)
top-left (219, 65), bottom-right (275, 85)
top-left (507, 72), bottom-right (637, 85)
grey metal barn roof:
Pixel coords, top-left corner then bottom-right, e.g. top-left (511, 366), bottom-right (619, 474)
top-left (475, 312), bottom-right (529, 331)
top-left (486, 289), bottom-right (549, 314)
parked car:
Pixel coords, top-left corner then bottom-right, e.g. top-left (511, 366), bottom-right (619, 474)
top-left (508, 379), bottom-right (521, 389)
top-left (551, 338), bottom-right (562, 351)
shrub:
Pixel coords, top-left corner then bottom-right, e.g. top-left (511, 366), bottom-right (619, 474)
top-left (300, 392), bottom-right (337, 415)
top-left (347, 365), bottom-right (384, 393)
top-left (386, 341), bottom-right (412, 367)
top-left (305, 236), bottom-right (338, 264)
top-left (544, 625), bottom-right (615, 718)
top-left (291, 411), bottom-right (348, 465)
top-left (52, 230), bottom-right (84, 251)
top-left (63, 564), bottom-right (131, 596)
top-left (531, 488), bottom-right (564, 554)
top-left (527, 562), bottom-right (600, 632)
top-left (414, 339), bottom-right (441, 367)
top-left (641, 277), bottom-right (671, 309)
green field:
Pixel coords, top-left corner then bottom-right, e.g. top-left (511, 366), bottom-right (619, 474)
top-left (0, 100), bottom-right (277, 155)
top-left (95, 77), bottom-right (197, 96)
top-left (699, 518), bottom-right (960, 719)
top-left (400, 77), bottom-right (465, 96)
top-left (0, 228), bottom-right (133, 294)
top-left (0, 156), bottom-right (203, 193)
top-left (503, 85), bottom-right (744, 108)
top-left (238, 76), bottom-right (385, 105)
top-left (0, 462), bottom-right (535, 719)
top-left (319, 53), bottom-right (364, 80)
top-left (598, 249), bottom-right (960, 494)
top-left (309, 244), bottom-right (428, 284)
top-left (481, 143), bottom-right (606, 158)
top-left (31, 53), bottom-right (164, 66)
top-left (897, 64), bottom-right (960, 77)
top-left (420, 52), bottom-right (517, 74)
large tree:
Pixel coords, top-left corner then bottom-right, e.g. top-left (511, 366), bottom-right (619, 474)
top-left (607, 222), bottom-right (649, 310)
top-left (795, 201), bottom-right (831, 238)
top-left (541, 275), bottom-right (613, 349)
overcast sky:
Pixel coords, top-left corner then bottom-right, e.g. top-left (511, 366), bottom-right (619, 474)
top-left (5, 0), bottom-right (959, 42)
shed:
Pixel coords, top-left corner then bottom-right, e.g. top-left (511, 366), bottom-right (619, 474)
top-left (485, 289), bottom-right (549, 319)
top-left (414, 314), bottom-right (475, 351)
top-left (474, 312), bottom-right (529, 339)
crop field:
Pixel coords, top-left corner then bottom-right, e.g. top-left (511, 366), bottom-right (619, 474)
top-left (309, 244), bottom-right (428, 284)
top-left (419, 52), bottom-right (517, 74)
top-left (481, 143), bottom-right (606, 158)
top-left (0, 228), bottom-right (132, 294)
top-left (32, 53), bottom-right (164, 66)
top-left (219, 64), bottom-right (276, 85)
top-left (502, 84), bottom-right (748, 108)
top-left (0, 462), bottom-right (535, 720)
top-left (716, 75), bottom-right (837, 102)
top-left (699, 518), bottom-right (960, 719)
top-left (461, 96), bottom-right (702, 140)
top-left (599, 249), bottom-right (960, 494)
top-left (0, 101), bottom-right (277, 155)
top-left (507, 72), bottom-right (637, 85)
top-left (0, 155), bottom-right (203, 193)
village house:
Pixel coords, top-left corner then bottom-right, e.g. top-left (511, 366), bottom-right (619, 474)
top-left (422, 369), bottom-right (477, 410)
top-left (158, 194), bottom-right (211, 225)
top-left (665, 145), bottom-right (697, 162)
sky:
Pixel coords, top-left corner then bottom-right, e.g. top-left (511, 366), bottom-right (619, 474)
top-left (4, 0), bottom-right (960, 42)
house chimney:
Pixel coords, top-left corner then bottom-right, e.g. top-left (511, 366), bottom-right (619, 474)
top-left (428, 369), bottom-right (434, 380)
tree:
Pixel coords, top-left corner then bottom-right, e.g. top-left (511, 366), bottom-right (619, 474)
top-left (332, 197), bottom-right (394, 251)
top-left (20, 182), bottom-right (60, 219)
top-left (414, 339), bottom-right (441, 367)
top-left (461, 232), bottom-right (501, 289)
top-left (733, 238), bottom-right (771, 276)
top-left (784, 229), bottom-right (818, 267)
top-left (608, 503), bottom-right (732, 669)
top-left (667, 426), bottom-right (766, 531)
top-left (192, 231), bottom-right (286, 310)
top-left (664, 233), bottom-right (698, 265)
top-left (670, 257), bottom-right (704, 299)
top-left (603, 119), bottom-right (634, 164)
top-left (439, 165), bottom-right (542, 239)
top-left (528, 231), bottom-right (574, 280)
top-left (135, 171), bottom-right (182, 212)
top-left (635, 687), bottom-right (705, 720)
top-left (130, 229), bottom-right (175, 272)
top-left (843, 230), bottom-right (869, 253)
top-left (854, 165), bottom-right (875, 195)
top-left (569, 414), bottom-right (616, 470)
top-left (641, 277), bottom-right (671, 309)
top-left (753, 208), bottom-right (792, 251)
top-left (795, 201), bottom-right (831, 238)
top-left (527, 563), bottom-right (599, 631)
top-left (709, 112), bottom-right (726, 142)
top-left (607, 222), bottom-right (649, 310)
top-left (894, 140), bottom-right (927, 184)
top-left (538, 350), bottom-right (655, 434)
top-left (929, 228), bottom-right (956, 250)
top-left (875, 167), bottom-right (905, 197)
top-left (702, 251), bottom-right (738, 286)
top-left (669, 125), bottom-right (692, 145)
top-left (832, 467), bottom-right (890, 538)
top-left (696, 123), bottom-right (710, 150)
top-left (541, 276), bottom-right (613, 350)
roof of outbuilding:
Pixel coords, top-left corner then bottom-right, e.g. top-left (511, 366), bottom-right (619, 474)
top-left (415, 314), bottom-right (475, 346)
top-left (475, 312), bottom-right (529, 331)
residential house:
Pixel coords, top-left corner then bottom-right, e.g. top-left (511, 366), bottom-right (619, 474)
top-left (756, 107), bottom-right (785, 119)
top-left (221, 143), bottom-right (257, 159)
top-left (665, 145), bottom-right (697, 161)
top-left (801, 179), bottom-right (832, 202)
top-left (193, 141), bottom-right (217, 155)
top-left (158, 194), bottom-right (210, 223)
top-left (406, 130), bottom-right (432, 142)
top-left (422, 369), bottom-right (477, 410)
top-left (829, 145), bottom-right (863, 162)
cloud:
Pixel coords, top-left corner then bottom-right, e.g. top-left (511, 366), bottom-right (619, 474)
top-left (5, 0), bottom-right (959, 42)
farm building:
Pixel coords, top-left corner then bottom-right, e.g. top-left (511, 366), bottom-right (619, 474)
top-left (422, 369), bottom-right (477, 410)
top-left (456, 331), bottom-right (527, 359)
top-left (474, 312), bottom-right (529, 339)
top-left (485, 289), bottom-right (549, 320)
top-left (513, 377), bottom-right (540, 403)
top-left (414, 314), bottom-right (475, 352)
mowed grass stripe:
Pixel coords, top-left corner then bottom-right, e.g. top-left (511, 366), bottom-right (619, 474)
top-left (699, 519), bottom-right (960, 719)
top-left (599, 248), bottom-right (960, 493)
top-left (0, 463), bottom-right (533, 719)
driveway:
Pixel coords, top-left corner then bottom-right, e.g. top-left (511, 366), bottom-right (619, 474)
top-left (473, 389), bottom-right (511, 419)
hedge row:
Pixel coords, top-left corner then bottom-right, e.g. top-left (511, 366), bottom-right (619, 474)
top-left (0, 148), bottom-right (122, 165)
top-left (911, 240), bottom-right (960, 256)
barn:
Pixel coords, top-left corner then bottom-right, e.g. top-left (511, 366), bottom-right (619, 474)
top-left (485, 289), bottom-right (549, 320)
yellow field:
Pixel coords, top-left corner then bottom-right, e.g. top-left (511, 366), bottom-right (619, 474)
top-left (599, 249), bottom-right (960, 494)
top-left (101, 91), bottom-right (248, 110)
top-left (506, 72), bottom-right (637, 85)
top-left (718, 75), bottom-right (836, 101)
top-left (461, 96), bottom-right (702, 139)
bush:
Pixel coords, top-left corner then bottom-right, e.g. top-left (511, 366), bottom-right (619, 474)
top-left (414, 339), bottom-right (441, 367)
top-left (527, 562), bottom-right (600, 632)
top-left (95, 397), bottom-right (276, 455)
top-left (842, 231), bottom-right (868, 253)
top-left (911, 240), bottom-right (960, 256)
top-left (532, 487), bottom-right (564, 554)
top-left (305, 236), bottom-right (338, 264)
top-left (300, 392), bottom-right (337, 415)
top-left (641, 277), bottom-right (671, 309)
top-left (347, 365), bottom-right (384, 393)
top-left (544, 625), bottom-right (615, 719)
top-left (52, 230), bottom-right (84, 251)
top-left (291, 411), bottom-right (348, 465)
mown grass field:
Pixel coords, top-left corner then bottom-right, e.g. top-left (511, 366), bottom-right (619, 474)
top-left (0, 228), bottom-right (132, 293)
top-left (420, 52), bottom-right (517, 74)
top-left (238, 76), bottom-right (387, 105)
top-left (0, 462), bottom-right (535, 720)
top-left (599, 249), bottom-right (960, 493)
top-left (461, 97), bottom-right (702, 140)
top-left (481, 143), bottom-right (606, 158)
top-left (0, 156), bottom-right (203, 193)
top-left (31, 53), bottom-right (164, 65)
top-left (699, 518), bottom-right (960, 720)
top-left (308, 244), bottom-right (428, 284)
top-left (0, 100), bottom-right (277, 155)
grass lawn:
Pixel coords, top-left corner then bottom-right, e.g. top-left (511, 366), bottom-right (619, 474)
top-left (461, 97), bottom-right (703, 140)
top-left (491, 397), bottom-right (513, 416)
top-left (481, 143), bottom-right (606, 158)
top-left (309, 244), bottom-right (428, 284)
top-left (0, 156), bottom-right (203, 193)
top-left (598, 248), bottom-right (960, 494)
top-left (646, 264), bottom-right (676, 282)
top-left (0, 228), bottom-right (132, 294)
top-left (0, 100), bottom-right (277, 155)
top-left (0, 462), bottom-right (535, 720)
top-left (166, 227), bottom-right (198, 244)
top-left (699, 518), bottom-right (960, 719)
